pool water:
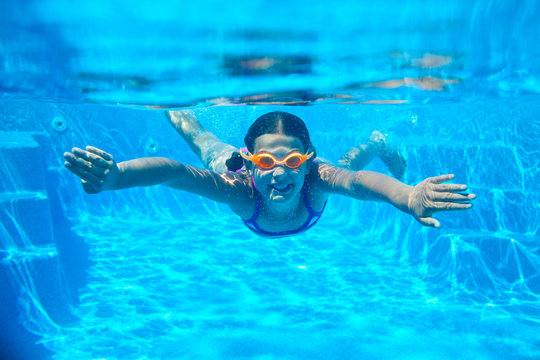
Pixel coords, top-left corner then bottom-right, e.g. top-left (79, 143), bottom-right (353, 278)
top-left (1, 0), bottom-right (540, 359)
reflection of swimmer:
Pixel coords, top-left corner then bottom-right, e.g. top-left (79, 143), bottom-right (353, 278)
top-left (391, 53), bottom-right (453, 69)
top-left (410, 53), bottom-right (452, 68)
top-left (223, 55), bottom-right (312, 76)
top-left (64, 111), bottom-right (475, 236)
top-left (368, 76), bottom-right (460, 91)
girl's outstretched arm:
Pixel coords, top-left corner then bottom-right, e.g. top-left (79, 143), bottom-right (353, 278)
top-left (63, 146), bottom-right (252, 205)
top-left (317, 163), bottom-right (475, 228)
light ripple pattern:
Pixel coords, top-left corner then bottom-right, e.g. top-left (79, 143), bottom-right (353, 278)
top-left (34, 213), bottom-right (540, 360)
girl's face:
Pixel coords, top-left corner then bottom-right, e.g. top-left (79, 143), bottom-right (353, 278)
top-left (249, 134), bottom-right (310, 203)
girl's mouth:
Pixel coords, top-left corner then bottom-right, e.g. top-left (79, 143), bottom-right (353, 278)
top-left (270, 183), bottom-right (293, 193)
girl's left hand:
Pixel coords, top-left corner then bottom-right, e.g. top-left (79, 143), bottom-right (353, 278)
top-left (408, 174), bottom-right (476, 228)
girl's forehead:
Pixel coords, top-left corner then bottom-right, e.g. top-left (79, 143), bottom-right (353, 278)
top-left (253, 134), bottom-right (304, 153)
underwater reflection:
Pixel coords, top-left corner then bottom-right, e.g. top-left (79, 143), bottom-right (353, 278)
top-left (222, 54), bottom-right (313, 76)
top-left (391, 52), bottom-right (454, 69)
top-left (366, 76), bottom-right (460, 91)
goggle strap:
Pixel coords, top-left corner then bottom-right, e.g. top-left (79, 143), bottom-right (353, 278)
top-left (239, 150), bottom-right (253, 161)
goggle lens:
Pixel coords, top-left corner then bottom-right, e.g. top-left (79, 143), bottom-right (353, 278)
top-left (258, 156), bottom-right (275, 168)
top-left (285, 155), bottom-right (302, 168)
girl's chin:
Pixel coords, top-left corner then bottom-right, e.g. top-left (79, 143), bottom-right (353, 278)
top-left (269, 194), bottom-right (288, 202)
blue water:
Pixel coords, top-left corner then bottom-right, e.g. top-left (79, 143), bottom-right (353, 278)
top-left (1, 1), bottom-right (540, 359)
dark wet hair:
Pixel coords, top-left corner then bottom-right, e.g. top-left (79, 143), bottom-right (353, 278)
top-left (225, 151), bottom-right (244, 171)
top-left (226, 111), bottom-right (315, 172)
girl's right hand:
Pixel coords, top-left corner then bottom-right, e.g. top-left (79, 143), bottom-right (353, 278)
top-left (63, 146), bottom-right (119, 194)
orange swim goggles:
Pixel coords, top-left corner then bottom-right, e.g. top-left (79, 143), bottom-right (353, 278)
top-left (240, 150), bottom-right (313, 169)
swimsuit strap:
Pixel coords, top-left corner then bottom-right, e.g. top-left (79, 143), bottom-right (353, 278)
top-left (302, 185), bottom-right (324, 216)
top-left (242, 191), bottom-right (272, 235)
top-left (246, 190), bottom-right (261, 223)
top-left (299, 185), bottom-right (327, 231)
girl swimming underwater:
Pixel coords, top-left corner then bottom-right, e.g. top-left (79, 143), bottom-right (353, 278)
top-left (63, 111), bottom-right (475, 237)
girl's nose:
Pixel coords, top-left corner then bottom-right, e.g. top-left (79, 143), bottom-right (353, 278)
top-left (272, 165), bottom-right (286, 177)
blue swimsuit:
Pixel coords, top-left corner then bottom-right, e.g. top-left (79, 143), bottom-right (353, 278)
top-left (242, 186), bottom-right (327, 238)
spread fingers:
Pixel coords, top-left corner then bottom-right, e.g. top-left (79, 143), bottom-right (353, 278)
top-left (64, 152), bottom-right (107, 178)
top-left (71, 147), bottom-right (110, 168)
top-left (433, 192), bottom-right (476, 202)
top-left (418, 217), bottom-right (441, 228)
top-left (85, 146), bottom-right (113, 162)
top-left (435, 183), bottom-right (468, 192)
top-left (64, 159), bottom-right (105, 188)
top-left (427, 174), bottom-right (455, 184)
top-left (432, 201), bottom-right (473, 211)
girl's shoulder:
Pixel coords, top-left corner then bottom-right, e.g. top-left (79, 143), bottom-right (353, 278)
top-left (226, 170), bottom-right (258, 218)
top-left (310, 160), bottom-right (346, 187)
top-left (310, 159), bottom-right (359, 197)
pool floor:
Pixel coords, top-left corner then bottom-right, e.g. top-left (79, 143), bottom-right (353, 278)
top-left (29, 213), bottom-right (539, 359)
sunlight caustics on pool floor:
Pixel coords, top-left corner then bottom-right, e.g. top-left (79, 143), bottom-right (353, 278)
top-left (27, 214), bottom-right (537, 360)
